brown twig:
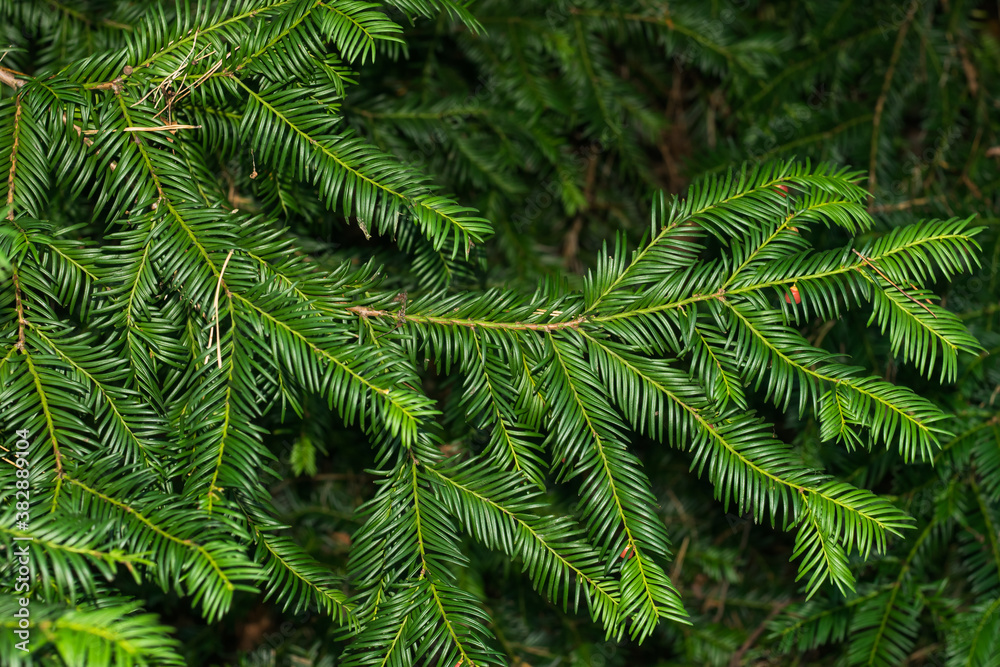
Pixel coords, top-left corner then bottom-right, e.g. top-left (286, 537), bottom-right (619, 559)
top-left (373, 292), bottom-right (408, 341)
top-left (72, 123), bottom-right (202, 135)
top-left (669, 534), bottom-right (690, 585)
top-left (957, 42), bottom-right (978, 97)
top-left (124, 124), bottom-right (201, 133)
top-left (5, 96), bottom-right (22, 220)
top-left (852, 249), bottom-right (936, 318)
top-left (962, 173), bottom-right (984, 201)
top-left (133, 35), bottom-right (204, 110)
top-left (6, 95), bottom-right (27, 351)
top-left (90, 77), bottom-right (125, 93)
top-left (212, 250), bottom-right (235, 368)
top-left (868, 0), bottom-right (920, 203)
top-left (204, 327), bottom-right (214, 366)
top-left (563, 154), bottom-right (597, 272)
top-left (869, 195), bottom-right (943, 213)
top-left (347, 305), bottom-right (586, 332)
top-left (728, 599), bottom-right (793, 667)
top-left (12, 272), bottom-right (27, 351)
top-left (165, 57), bottom-right (223, 110)
top-left (562, 216), bottom-right (584, 272)
top-left (811, 318), bottom-right (838, 350)
top-left (0, 66), bottom-right (24, 90)
top-left (666, 487), bottom-right (695, 530)
top-left (712, 519), bottom-right (751, 622)
top-left (0, 441), bottom-right (14, 467)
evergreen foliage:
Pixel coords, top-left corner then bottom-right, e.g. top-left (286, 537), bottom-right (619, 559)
top-left (0, 1), bottom-right (995, 665)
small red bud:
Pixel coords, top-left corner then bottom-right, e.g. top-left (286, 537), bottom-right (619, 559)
top-left (784, 285), bottom-right (801, 305)
top-left (775, 184), bottom-right (789, 197)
